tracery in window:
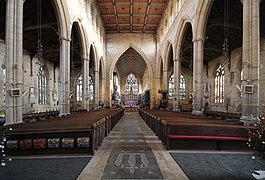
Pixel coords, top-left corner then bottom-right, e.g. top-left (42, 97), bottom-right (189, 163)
top-left (76, 74), bottom-right (94, 102)
top-left (38, 68), bottom-right (48, 105)
top-left (180, 74), bottom-right (186, 99)
top-left (214, 64), bottom-right (225, 103)
top-left (168, 73), bottom-right (186, 99)
top-left (125, 73), bottom-right (139, 94)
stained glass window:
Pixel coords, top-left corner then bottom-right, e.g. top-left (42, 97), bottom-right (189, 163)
top-left (76, 74), bottom-right (94, 102)
top-left (125, 73), bottom-right (139, 94)
top-left (168, 74), bottom-right (186, 99)
top-left (214, 64), bottom-right (225, 103)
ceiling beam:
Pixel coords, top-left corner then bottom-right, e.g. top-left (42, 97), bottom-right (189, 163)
top-left (112, 0), bottom-right (120, 32)
top-left (107, 30), bottom-right (156, 33)
top-left (130, 0), bottom-right (133, 33)
top-left (101, 14), bottom-right (162, 17)
top-left (143, 0), bottom-right (151, 32)
top-left (97, 2), bottom-right (166, 5)
top-left (105, 23), bottom-right (158, 27)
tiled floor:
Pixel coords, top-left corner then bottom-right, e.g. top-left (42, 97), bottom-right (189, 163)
top-left (77, 112), bottom-right (188, 180)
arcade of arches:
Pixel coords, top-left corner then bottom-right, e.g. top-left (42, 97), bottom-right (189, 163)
top-left (0, 0), bottom-right (265, 125)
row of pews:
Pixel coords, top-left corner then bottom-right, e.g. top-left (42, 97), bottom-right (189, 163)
top-left (204, 110), bottom-right (241, 121)
top-left (22, 109), bottom-right (88, 123)
top-left (139, 109), bottom-right (255, 151)
top-left (4, 109), bottom-right (124, 155)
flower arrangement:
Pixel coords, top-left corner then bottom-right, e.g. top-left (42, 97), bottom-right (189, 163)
top-left (247, 115), bottom-right (265, 159)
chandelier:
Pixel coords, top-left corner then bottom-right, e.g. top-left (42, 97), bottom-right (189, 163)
top-left (37, 0), bottom-right (44, 72)
top-left (222, 0), bottom-right (231, 69)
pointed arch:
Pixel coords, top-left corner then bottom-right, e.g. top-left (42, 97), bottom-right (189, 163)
top-left (70, 18), bottom-right (89, 59)
top-left (164, 41), bottom-right (174, 71)
top-left (193, 0), bottom-right (213, 41)
top-left (51, 0), bottom-right (71, 39)
top-left (99, 57), bottom-right (106, 79)
top-left (109, 44), bottom-right (154, 80)
top-left (174, 16), bottom-right (193, 60)
top-left (89, 44), bottom-right (98, 71)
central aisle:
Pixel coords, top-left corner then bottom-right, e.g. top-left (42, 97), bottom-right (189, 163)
top-left (77, 111), bottom-right (188, 180)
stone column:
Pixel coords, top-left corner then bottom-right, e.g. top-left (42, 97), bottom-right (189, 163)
top-left (192, 38), bottom-right (204, 115)
top-left (94, 70), bottom-right (99, 110)
top-left (4, 0), bottom-right (24, 125)
top-left (163, 70), bottom-right (168, 90)
top-left (82, 57), bottom-right (89, 110)
top-left (173, 58), bottom-right (181, 111)
top-left (101, 76), bottom-right (106, 103)
top-left (59, 37), bottom-right (71, 116)
top-left (241, 0), bottom-right (261, 121)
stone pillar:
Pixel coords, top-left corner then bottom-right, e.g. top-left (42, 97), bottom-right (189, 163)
top-left (241, 0), bottom-right (261, 122)
top-left (4, 0), bottom-right (24, 125)
top-left (192, 38), bottom-right (204, 115)
top-left (163, 70), bottom-right (168, 90)
top-left (101, 76), bottom-right (106, 103)
top-left (94, 70), bottom-right (99, 110)
top-left (173, 58), bottom-right (181, 111)
top-left (82, 57), bottom-right (89, 110)
top-left (59, 37), bottom-right (71, 116)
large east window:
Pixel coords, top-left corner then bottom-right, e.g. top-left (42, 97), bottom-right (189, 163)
top-left (125, 73), bottom-right (139, 94)
top-left (214, 64), bottom-right (225, 103)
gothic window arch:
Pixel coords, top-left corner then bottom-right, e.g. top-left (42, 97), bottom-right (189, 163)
top-left (214, 64), bottom-right (225, 103)
top-left (38, 69), bottom-right (48, 105)
top-left (125, 73), bottom-right (139, 94)
top-left (168, 73), bottom-right (186, 99)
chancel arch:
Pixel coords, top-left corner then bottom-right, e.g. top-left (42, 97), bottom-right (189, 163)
top-left (109, 45), bottom-right (154, 107)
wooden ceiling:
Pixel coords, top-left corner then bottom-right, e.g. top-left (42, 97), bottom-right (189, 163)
top-left (96, 0), bottom-right (167, 33)
top-left (115, 48), bottom-right (147, 77)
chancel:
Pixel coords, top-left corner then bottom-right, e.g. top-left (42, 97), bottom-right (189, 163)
top-left (0, 0), bottom-right (265, 179)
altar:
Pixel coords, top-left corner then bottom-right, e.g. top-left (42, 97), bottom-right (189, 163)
top-left (121, 94), bottom-right (140, 107)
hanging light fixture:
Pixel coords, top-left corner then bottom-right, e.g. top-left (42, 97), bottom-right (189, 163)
top-left (37, 0), bottom-right (44, 72)
top-left (222, 0), bottom-right (231, 69)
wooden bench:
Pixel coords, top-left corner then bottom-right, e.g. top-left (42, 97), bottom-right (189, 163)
top-left (168, 135), bottom-right (248, 150)
top-left (138, 109), bottom-right (253, 151)
top-left (5, 109), bottom-right (124, 155)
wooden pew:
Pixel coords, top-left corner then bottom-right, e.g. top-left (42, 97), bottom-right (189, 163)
top-left (5, 109), bottom-right (124, 155)
top-left (139, 109), bottom-right (254, 151)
